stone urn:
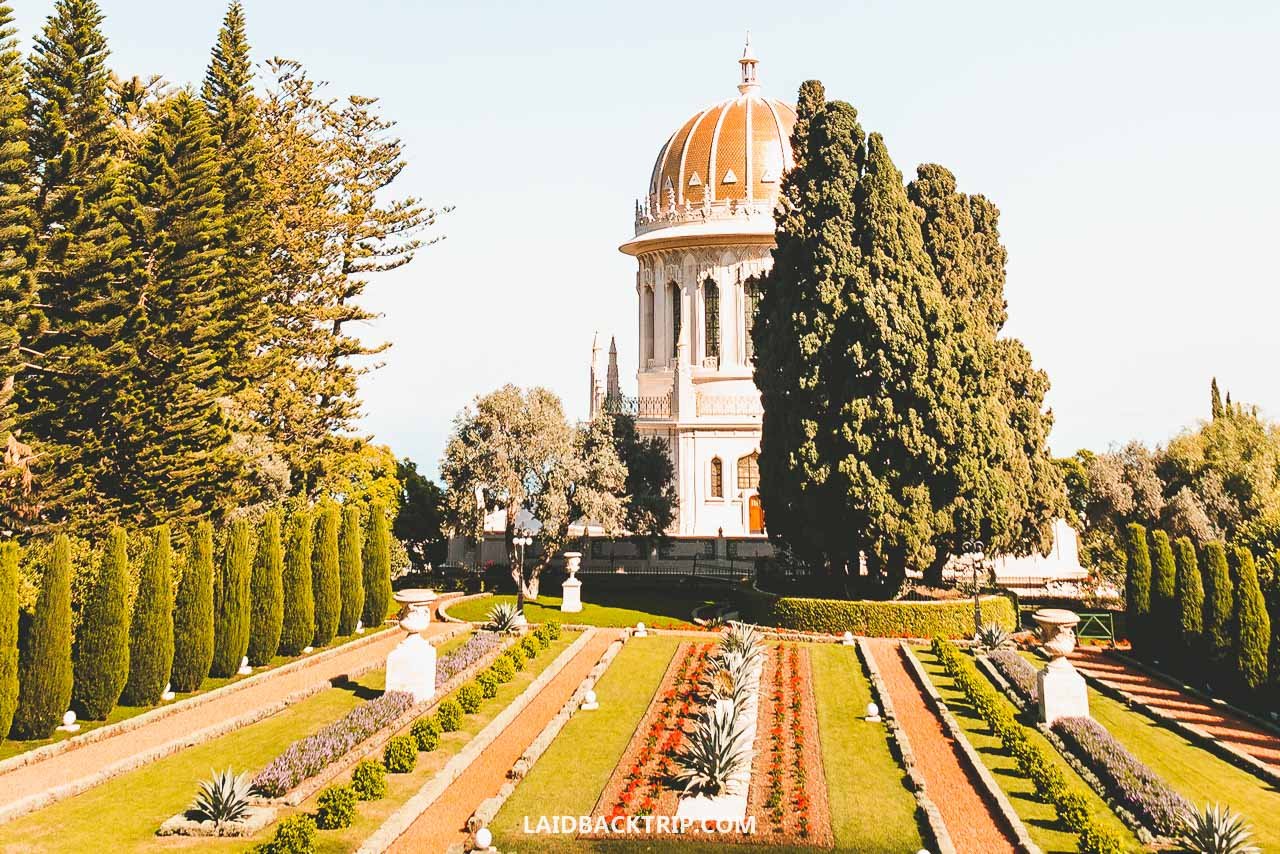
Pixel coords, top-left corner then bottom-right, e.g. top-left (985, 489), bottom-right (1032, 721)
top-left (560, 552), bottom-right (583, 613)
top-left (385, 588), bottom-right (438, 701)
top-left (1033, 608), bottom-right (1089, 724)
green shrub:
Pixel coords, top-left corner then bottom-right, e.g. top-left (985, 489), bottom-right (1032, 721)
top-left (1124, 522), bottom-right (1153, 648)
top-left (531, 625), bottom-right (550, 649)
top-left (172, 521), bottom-right (215, 692)
top-left (211, 519), bottom-right (254, 678)
top-left (120, 526), bottom-right (174, 707)
top-left (507, 645), bottom-right (527, 671)
top-left (11, 535), bottom-right (73, 739)
top-left (362, 502), bottom-right (393, 629)
top-left (350, 758), bottom-right (386, 800)
top-left (435, 698), bottom-right (462, 732)
top-left (279, 510), bottom-right (315, 657)
top-left (476, 669), bottom-right (499, 698)
top-left (520, 635), bottom-right (539, 660)
top-left (456, 682), bottom-right (482, 714)
top-left (0, 541), bottom-right (19, 741)
top-left (1203, 541), bottom-right (1234, 666)
top-left (492, 657), bottom-right (515, 683)
top-left (247, 510), bottom-right (284, 666)
top-left (254, 813), bottom-right (317, 854)
top-left (1173, 536), bottom-right (1204, 651)
top-left (72, 527), bottom-right (130, 720)
top-left (338, 503), bottom-right (364, 636)
top-left (383, 734), bottom-right (417, 772)
top-left (759, 594), bottom-right (1015, 637)
top-left (315, 783), bottom-right (357, 829)
top-left (1232, 547), bottom-right (1270, 691)
top-left (1149, 530), bottom-right (1177, 641)
top-left (544, 620), bottom-right (561, 640)
top-left (312, 502), bottom-right (341, 647)
top-left (411, 716), bottom-right (441, 751)
top-left (1079, 821), bottom-right (1125, 854)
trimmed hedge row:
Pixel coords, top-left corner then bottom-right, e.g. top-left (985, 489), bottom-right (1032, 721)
top-left (740, 592), bottom-right (1016, 638)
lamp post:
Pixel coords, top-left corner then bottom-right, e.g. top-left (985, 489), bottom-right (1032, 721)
top-left (964, 539), bottom-right (985, 634)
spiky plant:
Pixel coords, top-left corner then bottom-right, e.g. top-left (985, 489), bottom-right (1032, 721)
top-left (974, 622), bottom-right (1011, 653)
top-left (720, 622), bottom-right (762, 658)
top-left (674, 703), bottom-right (751, 796)
top-left (487, 602), bottom-right (522, 634)
top-left (191, 768), bottom-right (254, 827)
top-left (1177, 804), bottom-right (1259, 854)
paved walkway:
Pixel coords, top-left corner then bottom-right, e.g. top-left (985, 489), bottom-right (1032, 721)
top-left (864, 639), bottom-right (1018, 854)
top-left (1069, 648), bottom-right (1280, 771)
top-left (0, 607), bottom-right (457, 821)
top-left (387, 630), bottom-right (620, 854)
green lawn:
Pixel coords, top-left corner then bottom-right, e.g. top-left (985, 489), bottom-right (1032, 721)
top-left (446, 591), bottom-right (706, 628)
top-left (810, 644), bottom-right (926, 853)
top-left (911, 646), bottom-right (1141, 854)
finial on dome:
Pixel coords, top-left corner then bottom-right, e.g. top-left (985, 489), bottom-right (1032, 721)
top-left (738, 32), bottom-right (759, 94)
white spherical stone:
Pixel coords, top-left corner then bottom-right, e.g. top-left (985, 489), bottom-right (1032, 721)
top-left (584, 689), bottom-right (597, 705)
top-left (635, 622), bottom-right (645, 631)
top-left (474, 827), bottom-right (492, 849)
top-left (62, 710), bottom-right (76, 726)
top-left (867, 703), bottom-right (880, 719)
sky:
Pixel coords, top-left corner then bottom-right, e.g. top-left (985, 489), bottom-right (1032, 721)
top-left (11, 1), bottom-right (1280, 479)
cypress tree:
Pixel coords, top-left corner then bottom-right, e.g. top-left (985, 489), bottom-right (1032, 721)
top-left (170, 521), bottom-right (214, 692)
top-left (1173, 536), bottom-right (1204, 653)
top-left (278, 510), bottom-right (314, 656)
top-left (1232, 547), bottom-right (1270, 692)
top-left (247, 509), bottom-right (283, 665)
top-left (338, 503), bottom-right (364, 635)
top-left (120, 525), bottom-right (173, 706)
top-left (312, 501), bottom-right (341, 646)
top-left (71, 526), bottom-right (130, 719)
top-left (210, 519), bottom-right (253, 677)
top-left (1149, 530), bottom-right (1177, 646)
top-left (362, 501), bottom-right (392, 628)
top-left (11, 535), bottom-right (73, 738)
top-left (1202, 541), bottom-right (1234, 669)
top-left (0, 540), bottom-right (17, 741)
top-left (1210, 377), bottom-right (1223, 420)
top-left (1123, 522), bottom-right (1153, 650)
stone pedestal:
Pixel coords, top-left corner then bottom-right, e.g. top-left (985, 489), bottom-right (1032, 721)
top-left (385, 588), bottom-right (438, 703)
top-left (1034, 608), bottom-right (1089, 724)
top-left (560, 552), bottom-right (583, 613)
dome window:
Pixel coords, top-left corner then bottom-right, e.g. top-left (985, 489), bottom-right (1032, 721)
top-left (688, 172), bottom-right (702, 187)
top-left (760, 166), bottom-right (777, 183)
top-left (722, 168), bottom-right (738, 184)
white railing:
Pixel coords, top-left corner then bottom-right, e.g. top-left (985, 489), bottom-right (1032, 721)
top-left (633, 197), bottom-right (775, 235)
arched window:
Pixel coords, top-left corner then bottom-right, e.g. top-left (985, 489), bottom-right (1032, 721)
top-left (737, 452), bottom-right (760, 491)
top-left (744, 275), bottom-right (761, 361)
top-left (643, 286), bottom-right (655, 362)
top-left (703, 278), bottom-right (720, 361)
top-left (669, 281), bottom-right (681, 359)
top-left (710, 457), bottom-right (723, 498)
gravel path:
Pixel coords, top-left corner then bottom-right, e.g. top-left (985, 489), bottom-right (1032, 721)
top-left (0, 610), bottom-right (456, 821)
top-left (1070, 648), bottom-right (1280, 770)
top-left (387, 630), bottom-right (620, 854)
top-left (864, 639), bottom-right (1017, 854)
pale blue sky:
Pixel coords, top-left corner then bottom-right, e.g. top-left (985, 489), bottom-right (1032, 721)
top-left (12, 1), bottom-right (1280, 477)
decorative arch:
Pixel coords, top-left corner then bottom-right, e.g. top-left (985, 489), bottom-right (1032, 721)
top-left (703, 277), bottom-right (720, 361)
top-left (710, 457), bottom-right (723, 498)
top-left (643, 285), bottom-right (655, 362)
top-left (737, 451), bottom-right (760, 491)
top-left (668, 281), bottom-right (681, 359)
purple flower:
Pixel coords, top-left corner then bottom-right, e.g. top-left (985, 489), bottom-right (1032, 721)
top-left (989, 649), bottom-right (1039, 707)
top-left (436, 631), bottom-right (503, 688)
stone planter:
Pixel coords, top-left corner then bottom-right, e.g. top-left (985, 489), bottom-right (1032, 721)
top-left (1033, 608), bottom-right (1089, 724)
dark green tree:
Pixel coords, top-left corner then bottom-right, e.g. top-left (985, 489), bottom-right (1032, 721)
top-left (1202, 541), bottom-right (1234, 668)
top-left (312, 501), bottom-right (341, 645)
top-left (338, 503), bottom-right (364, 635)
top-left (71, 526), bottom-right (129, 719)
top-left (247, 509), bottom-right (283, 666)
top-left (210, 518), bottom-right (252, 677)
top-left (120, 525), bottom-right (173, 705)
top-left (0, 540), bottom-right (17, 740)
top-left (171, 520), bottom-right (214, 692)
top-left (1211, 377), bottom-right (1223, 420)
top-left (1124, 522), bottom-right (1153, 649)
top-left (1173, 536), bottom-right (1204, 654)
top-left (1149, 530), bottom-right (1177, 643)
top-left (362, 501), bottom-right (392, 628)
top-left (278, 509), bottom-right (314, 656)
top-left (609, 415), bottom-right (677, 548)
top-left (11, 535), bottom-right (72, 738)
top-left (393, 459), bottom-right (446, 568)
top-left (1232, 547), bottom-right (1269, 691)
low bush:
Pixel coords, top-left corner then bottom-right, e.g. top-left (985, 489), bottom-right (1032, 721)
top-left (531, 625), bottom-right (551, 649)
top-left (435, 698), bottom-right (463, 732)
top-left (987, 648), bottom-right (1039, 709)
top-left (492, 657), bottom-right (515, 683)
top-left (544, 620), bottom-right (561, 640)
top-left (765, 595), bottom-right (1016, 637)
top-left (456, 682), bottom-right (482, 714)
top-left (383, 735), bottom-right (417, 773)
top-left (254, 814), bottom-right (317, 854)
top-left (507, 645), bottom-right (527, 671)
top-left (411, 716), bottom-right (441, 752)
top-left (1051, 716), bottom-right (1189, 836)
top-left (476, 669), bottom-right (499, 698)
top-left (350, 759), bottom-right (386, 800)
top-left (520, 635), bottom-right (539, 659)
top-left (316, 783), bottom-right (357, 829)
top-left (253, 691), bottom-right (414, 796)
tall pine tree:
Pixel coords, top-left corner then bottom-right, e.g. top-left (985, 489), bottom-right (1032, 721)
top-left (12, 535), bottom-right (72, 738)
top-left (247, 508), bottom-right (283, 665)
top-left (210, 518), bottom-right (252, 677)
top-left (338, 502), bottom-right (364, 635)
top-left (362, 500), bottom-right (392, 628)
top-left (71, 526), bottom-right (129, 719)
top-left (170, 520), bottom-right (214, 692)
top-left (120, 524), bottom-right (173, 705)
top-left (278, 508), bottom-right (314, 656)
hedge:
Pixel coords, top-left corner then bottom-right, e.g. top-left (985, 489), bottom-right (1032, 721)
top-left (362, 502), bottom-right (392, 629)
top-left (741, 593), bottom-right (1015, 638)
top-left (311, 502), bottom-right (341, 647)
top-left (11, 535), bottom-right (73, 739)
top-left (0, 541), bottom-right (18, 741)
top-left (278, 510), bottom-right (314, 657)
top-left (211, 519), bottom-right (253, 678)
top-left (338, 503), bottom-right (364, 636)
top-left (72, 526), bottom-right (130, 720)
top-left (171, 521), bottom-right (215, 693)
top-left (120, 525), bottom-right (174, 706)
top-left (247, 510), bottom-right (284, 666)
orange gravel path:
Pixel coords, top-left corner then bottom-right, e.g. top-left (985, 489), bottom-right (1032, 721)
top-left (0, 605), bottom-right (459, 819)
top-left (388, 630), bottom-right (620, 854)
top-left (864, 639), bottom-right (1017, 854)
top-left (1070, 648), bottom-right (1280, 770)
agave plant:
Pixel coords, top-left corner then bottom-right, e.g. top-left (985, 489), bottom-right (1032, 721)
top-left (720, 622), bottom-right (762, 658)
top-left (673, 703), bottom-right (751, 796)
top-left (192, 768), bottom-right (254, 827)
top-left (974, 622), bottom-right (1011, 653)
top-left (1177, 804), bottom-right (1260, 854)
top-left (487, 601), bottom-right (522, 634)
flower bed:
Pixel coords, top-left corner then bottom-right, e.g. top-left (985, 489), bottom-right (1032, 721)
top-left (435, 631), bottom-right (503, 688)
top-left (1050, 716), bottom-right (1189, 837)
top-left (987, 649), bottom-right (1038, 708)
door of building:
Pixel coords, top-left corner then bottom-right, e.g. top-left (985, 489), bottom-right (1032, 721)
top-left (748, 494), bottom-right (764, 535)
